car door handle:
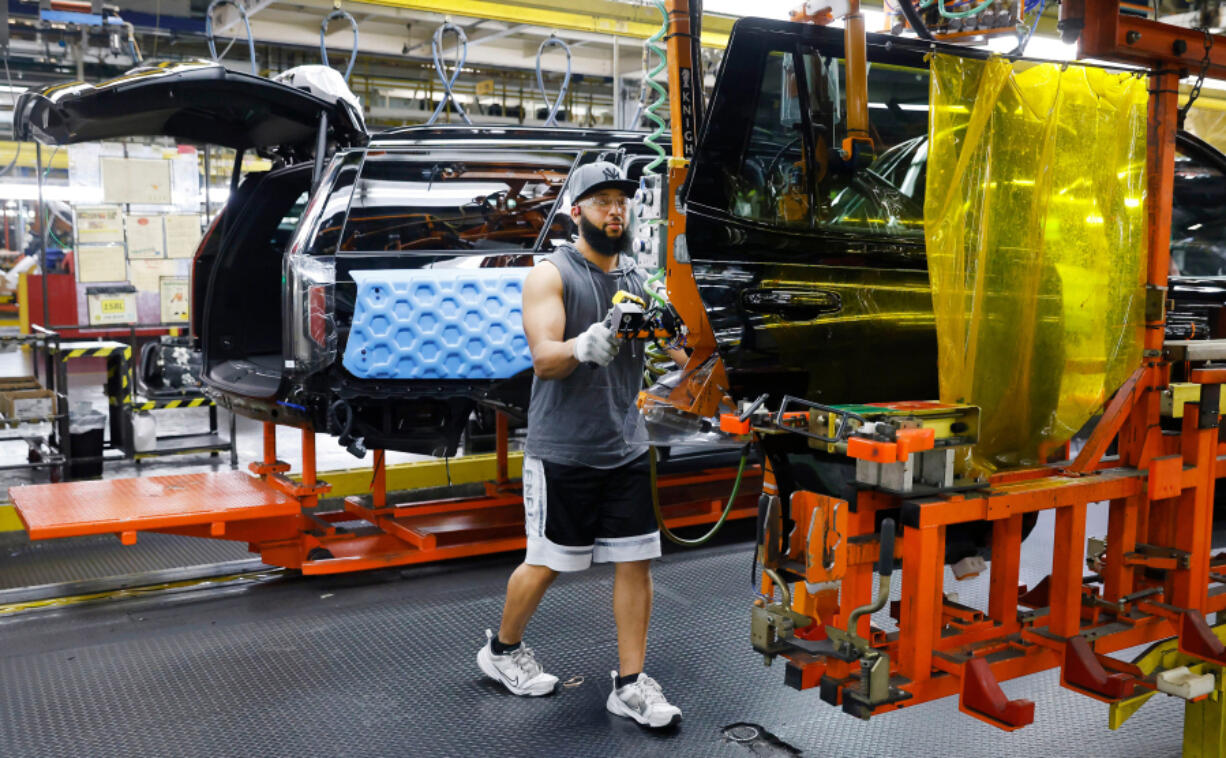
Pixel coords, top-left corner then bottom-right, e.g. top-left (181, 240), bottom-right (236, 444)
top-left (740, 288), bottom-right (842, 320)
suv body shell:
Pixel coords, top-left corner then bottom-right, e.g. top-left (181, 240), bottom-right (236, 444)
top-left (680, 19), bottom-right (1226, 557)
top-left (15, 67), bottom-right (664, 455)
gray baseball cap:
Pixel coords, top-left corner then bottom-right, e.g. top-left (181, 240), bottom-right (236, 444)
top-left (566, 160), bottom-right (638, 205)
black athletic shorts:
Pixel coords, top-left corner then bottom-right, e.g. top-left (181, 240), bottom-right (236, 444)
top-left (522, 453), bottom-right (662, 572)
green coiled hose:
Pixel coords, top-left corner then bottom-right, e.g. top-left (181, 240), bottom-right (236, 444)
top-left (642, 0), bottom-right (669, 175)
top-left (937, 0), bottom-right (996, 19)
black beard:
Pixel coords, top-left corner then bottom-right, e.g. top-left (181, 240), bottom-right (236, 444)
top-left (578, 214), bottom-right (631, 257)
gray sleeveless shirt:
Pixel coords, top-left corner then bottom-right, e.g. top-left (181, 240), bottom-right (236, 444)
top-left (524, 244), bottom-right (649, 469)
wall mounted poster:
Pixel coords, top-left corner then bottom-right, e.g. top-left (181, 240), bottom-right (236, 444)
top-left (129, 259), bottom-right (180, 293)
top-left (160, 277), bottom-right (189, 323)
top-left (76, 244), bottom-right (127, 283)
top-left (101, 157), bottom-right (173, 205)
top-left (74, 205), bottom-right (124, 244)
top-left (86, 286), bottom-right (138, 325)
top-left (125, 214), bottom-right (165, 259)
top-left (164, 214), bottom-right (202, 259)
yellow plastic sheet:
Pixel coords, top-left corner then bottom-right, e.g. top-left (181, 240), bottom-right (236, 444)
top-left (924, 54), bottom-right (1148, 471)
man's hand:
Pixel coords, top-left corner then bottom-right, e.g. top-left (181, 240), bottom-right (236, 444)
top-left (573, 321), bottom-right (622, 366)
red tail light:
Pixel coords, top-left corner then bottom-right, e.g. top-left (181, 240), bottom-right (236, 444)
top-left (308, 285), bottom-right (328, 346)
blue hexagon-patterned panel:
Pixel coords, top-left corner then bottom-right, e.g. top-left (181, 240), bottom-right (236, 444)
top-left (343, 269), bottom-right (532, 380)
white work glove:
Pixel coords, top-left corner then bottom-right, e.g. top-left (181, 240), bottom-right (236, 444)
top-left (573, 321), bottom-right (622, 366)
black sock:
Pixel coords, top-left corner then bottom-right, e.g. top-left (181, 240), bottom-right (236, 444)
top-left (616, 672), bottom-right (640, 689)
top-left (491, 636), bottom-right (520, 655)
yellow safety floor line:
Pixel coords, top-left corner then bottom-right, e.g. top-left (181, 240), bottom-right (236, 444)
top-left (0, 569), bottom-right (282, 616)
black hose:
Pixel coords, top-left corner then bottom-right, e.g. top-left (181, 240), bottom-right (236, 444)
top-left (328, 398), bottom-right (353, 439)
top-left (649, 445), bottom-right (748, 547)
top-left (897, 0), bottom-right (935, 41)
top-left (689, 0), bottom-right (706, 132)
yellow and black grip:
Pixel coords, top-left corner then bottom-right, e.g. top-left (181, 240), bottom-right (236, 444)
top-left (604, 290), bottom-right (679, 341)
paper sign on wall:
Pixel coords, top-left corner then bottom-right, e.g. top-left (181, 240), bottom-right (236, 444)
top-left (125, 214), bottom-right (165, 259)
top-left (76, 244), bottom-right (127, 283)
top-left (101, 157), bottom-right (173, 205)
top-left (164, 214), bottom-right (202, 259)
top-left (74, 205), bottom-right (124, 244)
top-left (160, 277), bottom-right (190, 323)
top-left (86, 286), bottom-right (138, 325)
top-left (129, 259), bottom-right (180, 293)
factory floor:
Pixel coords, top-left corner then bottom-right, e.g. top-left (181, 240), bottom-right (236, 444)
top-left (0, 348), bottom-right (1199, 757)
top-left (0, 343), bottom-right (432, 494)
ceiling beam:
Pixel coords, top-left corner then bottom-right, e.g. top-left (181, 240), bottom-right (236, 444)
top-left (213, 0), bottom-right (277, 34)
top-left (244, 15), bottom-right (628, 77)
top-left (467, 23), bottom-right (529, 48)
top-left (342, 0), bottom-right (732, 47)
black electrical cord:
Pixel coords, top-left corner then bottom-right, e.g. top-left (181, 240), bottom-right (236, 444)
top-left (329, 398), bottom-right (354, 439)
top-left (649, 444), bottom-right (749, 547)
top-left (897, 0), bottom-right (935, 41)
top-left (689, 0), bottom-right (706, 132)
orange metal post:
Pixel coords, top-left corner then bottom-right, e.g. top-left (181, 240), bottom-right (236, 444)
top-left (1049, 502), bottom-right (1088, 637)
top-left (1172, 404), bottom-right (1215, 611)
top-left (988, 515), bottom-right (1023, 633)
top-left (838, 490), bottom-right (886, 638)
top-left (301, 428), bottom-right (317, 489)
top-left (664, 0), bottom-right (697, 160)
top-left (263, 421), bottom-right (276, 467)
top-left (899, 521), bottom-right (945, 680)
top-left (841, 0), bottom-right (872, 157)
top-left (1148, 75), bottom-right (1189, 291)
top-left (1102, 495), bottom-right (1139, 602)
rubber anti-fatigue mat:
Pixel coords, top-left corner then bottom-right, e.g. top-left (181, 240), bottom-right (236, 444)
top-left (0, 531), bottom-right (1181, 758)
top-left (0, 531), bottom-right (253, 591)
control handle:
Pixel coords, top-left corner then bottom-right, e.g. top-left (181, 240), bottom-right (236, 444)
top-left (877, 518), bottom-right (895, 578)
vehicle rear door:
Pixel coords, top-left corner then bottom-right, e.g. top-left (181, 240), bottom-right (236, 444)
top-left (683, 19), bottom-right (954, 406)
top-left (15, 59), bottom-right (365, 156)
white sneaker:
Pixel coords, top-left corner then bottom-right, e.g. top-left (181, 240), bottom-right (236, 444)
top-left (605, 671), bottom-right (682, 728)
top-left (476, 629), bottom-right (559, 697)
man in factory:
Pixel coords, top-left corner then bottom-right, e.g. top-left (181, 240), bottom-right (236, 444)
top-left (477, 161), bottom-right (686, 729)
top-left (1, 201), bottom-right (73, 294)
top-left (24, 200), bottom-right (73, 266)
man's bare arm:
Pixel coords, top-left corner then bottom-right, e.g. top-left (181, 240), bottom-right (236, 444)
top-left (523, 262), bottom-right (581, 380)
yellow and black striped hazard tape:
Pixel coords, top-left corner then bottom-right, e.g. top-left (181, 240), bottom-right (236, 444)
top-left (132, 397), bottom-right (213, 411)
top-left (61, 345), bottom-right (132, 360)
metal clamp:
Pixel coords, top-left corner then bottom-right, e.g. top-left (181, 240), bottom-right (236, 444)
top-left (775, 394), bottom-right (866, 444)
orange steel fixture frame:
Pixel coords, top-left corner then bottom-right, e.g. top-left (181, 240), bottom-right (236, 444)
top-left (659, 0), bottom-right (875, 421)
top-left (10, 414), bottom-right (763, 575)
top-left (734, 4), bottom-right (1226, 740)
top-left (662, 0), bottom-right (731, 420)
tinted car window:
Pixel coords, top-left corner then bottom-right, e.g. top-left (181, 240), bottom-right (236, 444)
top-left (337, 150), bottom-right (575, 253)
top-left (723, 48), bottom-right (928, 236)
top-left (273, 191), bottom-right (309, 249)
top-left (1171, 146), bottom-right (1226, 276)
top-left (288, 150), bottom-right (362, 257)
